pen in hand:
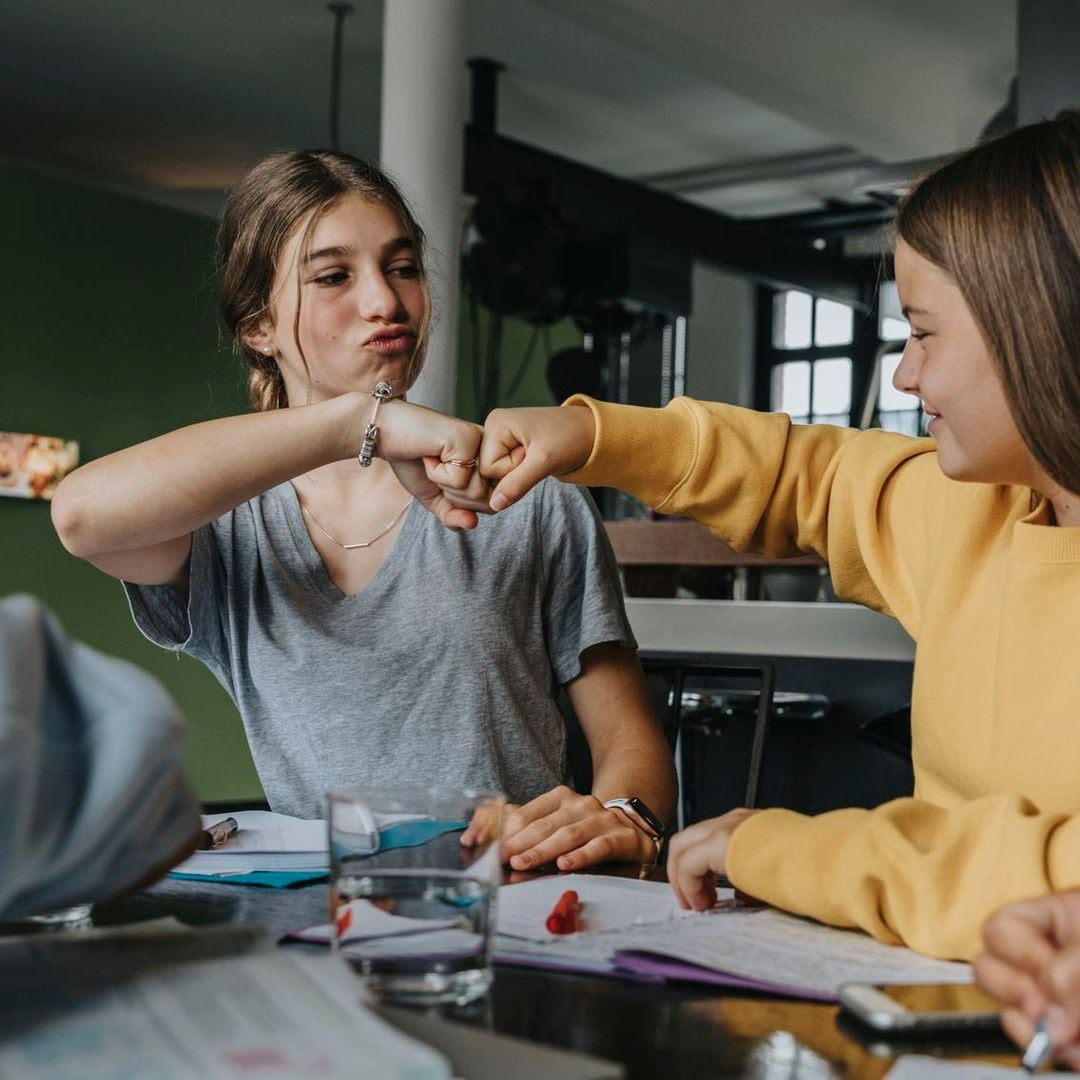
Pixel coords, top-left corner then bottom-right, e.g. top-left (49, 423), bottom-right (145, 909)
top-left (1021, 1017), bottom-right (1053, 1074)
top-left (199, 816), bottom-right (239, 850)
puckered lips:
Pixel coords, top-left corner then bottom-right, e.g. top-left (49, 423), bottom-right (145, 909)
top-left (364, 325), bottom-right (415, 354)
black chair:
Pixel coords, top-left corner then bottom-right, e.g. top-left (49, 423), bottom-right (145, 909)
top-left (561, 655), bottom-right (776, 830)
top-left (642, 655), bottom-right (776, 828)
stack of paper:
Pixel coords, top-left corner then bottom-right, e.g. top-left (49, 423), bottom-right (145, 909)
top-left (172, 811), bottom-right (327, 879)
top-left (0, 925), bottom-right (451, 1079)
top-left (0, 920), bottom-right (624, 1080)
top-left (288, 874), bottom-right (973, 1001)
top-left (490, 875), bottom-right (973, 1000)
top-left (170, 810), bottom-right (468, 886)
top-left (886, 1059), bottom-right (1077, 1079)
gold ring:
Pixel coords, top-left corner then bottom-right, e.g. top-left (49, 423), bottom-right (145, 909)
top-left (444, 458), bottom-right (477, 469)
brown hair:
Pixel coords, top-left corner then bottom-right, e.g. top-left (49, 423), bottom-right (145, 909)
top-left (218, 150), bottom-right (430, 411)
top-left (896, 109), bottom-right (1080, 494)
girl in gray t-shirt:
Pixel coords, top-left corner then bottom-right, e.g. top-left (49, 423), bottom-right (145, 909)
top-left (52, 150), bottom-right (676, 874)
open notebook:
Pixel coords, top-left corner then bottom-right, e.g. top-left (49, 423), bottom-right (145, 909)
top-left (292, 874), bottom-right (972, 1001)
top-left (172, 811), bottom-right (327, 877)
top-left (170, 810), bottom-right (469, 887)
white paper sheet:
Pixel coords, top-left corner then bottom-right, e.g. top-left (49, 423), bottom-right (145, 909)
top-left (310, 900), bottom-right (461, 943)
top-left (630, 906), bottom-right (972, 995)
top-left (886, 1056), bottom-right (1076, 1078)
top-left (493, 878), bottom-right (970, 996)
top-left (176, 811), bottom-right (433, 875)
top-left (292, 874), bottom-right (972, 998)
top-left (199, 811), bottom-right (327, 853)
top-left (341, 928), bottom-right (485, 961)
top-left (0, 950), bottom-right (450, 1079)
top-left (496, 874), bottom-right (689, 940)
top-left (175, 853), bottom-right (328, 875)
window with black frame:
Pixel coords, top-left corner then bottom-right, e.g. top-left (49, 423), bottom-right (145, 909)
top-left (874, 281), bottom-right (926, 437)
top-left (757, 282), bottom-right (925, 435)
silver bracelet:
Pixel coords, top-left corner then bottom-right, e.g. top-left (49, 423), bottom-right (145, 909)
top-left (358, 382), bottom-right (394, 468)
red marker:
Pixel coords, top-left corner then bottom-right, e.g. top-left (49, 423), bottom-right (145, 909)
top-left (545, 889), bottom-right (582, 934)
top-left (336, 905), bottom-right (353, 937)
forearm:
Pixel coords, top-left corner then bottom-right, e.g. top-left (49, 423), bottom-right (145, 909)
top-left (497, 644), bottom-right (681, 870)
top-left (561, 397), bottom-right (800, 552)
top-left (566, 643), bottom-right (678, 827)
top-left (589, 732), bottom-right (677, 828)
top-left (725, 793), bottom-right (1080, 960)
top-left (52, 393), bottom-right (365, 558)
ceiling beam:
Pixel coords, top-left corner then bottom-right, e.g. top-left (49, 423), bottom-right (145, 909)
top-left (465, 125), bottom-right (874, 307)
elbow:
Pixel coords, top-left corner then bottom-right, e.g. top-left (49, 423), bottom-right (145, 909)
top-left (50, 475), bottom-right (98, 559)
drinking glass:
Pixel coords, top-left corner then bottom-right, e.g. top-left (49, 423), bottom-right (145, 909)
top-left (327, 786), bottom-right (503, 1005)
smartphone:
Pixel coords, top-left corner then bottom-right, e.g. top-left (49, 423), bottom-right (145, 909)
top-left (837, 982), bottom-right (1003, 1034)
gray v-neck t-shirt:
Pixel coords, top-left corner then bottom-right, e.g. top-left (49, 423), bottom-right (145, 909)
top-left (124, 478), bottom-right (634, 817)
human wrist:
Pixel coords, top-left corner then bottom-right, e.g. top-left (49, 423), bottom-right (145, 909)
top-left (601, 807), bottom-right (655, 862)
top-left (337, 385), bottom-right (399, 464)
top-left (603, 796), bottom-right (666, 862)
top-left (722, 809), bottom-right (771, 890)
top-left (556, 402), bottom-right (597, 475)
top-left (333, 391), bottom-right (370, 460)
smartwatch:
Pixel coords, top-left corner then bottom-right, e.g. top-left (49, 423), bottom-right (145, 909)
top-left (602, 796), bottom-right (668, 856)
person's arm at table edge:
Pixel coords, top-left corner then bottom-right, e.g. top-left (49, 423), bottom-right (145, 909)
top-left (570, 642), bottom-right (677, 859)
top-left (721, 792), bottom-right (1080, 960)
top-left (499, 643), bottom-right (677, 871)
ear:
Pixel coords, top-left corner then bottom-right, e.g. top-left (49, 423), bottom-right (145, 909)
top-left (242, 318), bottom-right (276, 358)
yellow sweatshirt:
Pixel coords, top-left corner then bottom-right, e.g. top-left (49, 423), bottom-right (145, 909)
top-left (563, 396), bottom-right (1080, 960)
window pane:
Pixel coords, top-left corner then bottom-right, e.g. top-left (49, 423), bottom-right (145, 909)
top-left (878, 352), bottom-right (921, 412)
top-left (773, 291), bottom-right (812, 349)
top-left (812, 357), bottom-right (852, 416)
top-left (880, 316), bottom-right (909, 340)
top-left (879, 281), bottom-right (903, 321)
top-left (811, 412), bottom-right (852, 428)
top-left (879, 410), bottom-right (922, 437)
top-left (772, 361), bottom-right (810, 416)
top-left (815, 298), bottom-right (853, 346)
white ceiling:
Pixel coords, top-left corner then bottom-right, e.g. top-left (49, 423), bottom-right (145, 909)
top-left (0, 0), bottom-right (1016, 220)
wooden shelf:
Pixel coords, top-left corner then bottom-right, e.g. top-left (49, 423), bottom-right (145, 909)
top-left (603, 519), bottom-right (825, 568)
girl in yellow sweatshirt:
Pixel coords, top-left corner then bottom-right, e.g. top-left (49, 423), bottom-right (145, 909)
top-left (473, 110), bottom-right (1080, 961)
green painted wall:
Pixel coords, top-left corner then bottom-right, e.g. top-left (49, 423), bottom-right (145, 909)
top-left (0, 162), bottom-right (262, 801)
top-left (456, 306), bottom-right (579, 422)
top-left (0, 160), bottom-right (575, 802)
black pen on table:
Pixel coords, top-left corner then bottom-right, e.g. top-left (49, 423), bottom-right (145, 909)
top-left (1022, 1017), bottom-right (1053, 1074)
top-left (199, 816), bottom-right (239, 850)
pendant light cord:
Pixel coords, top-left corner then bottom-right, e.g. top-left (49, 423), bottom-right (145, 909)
top-left (327, 2), bottom-right (354, 150)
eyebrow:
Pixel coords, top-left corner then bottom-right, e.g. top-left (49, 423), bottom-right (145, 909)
top-left (304, 237), bottom-right (415, 264)
top-left (901, 305), bottom-right (931, 318)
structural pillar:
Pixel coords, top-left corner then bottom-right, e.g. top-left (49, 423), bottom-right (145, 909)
top-left (379, 0), bottom-right (466, 413)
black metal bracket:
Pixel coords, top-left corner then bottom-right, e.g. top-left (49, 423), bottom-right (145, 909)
top-left (641, 654), bottom-right (777, 812)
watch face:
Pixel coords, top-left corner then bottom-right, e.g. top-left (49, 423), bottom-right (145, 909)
top-left (627, 798), bottom-right (665, 839)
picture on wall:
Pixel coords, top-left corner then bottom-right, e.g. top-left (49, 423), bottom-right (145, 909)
top-left (0, 431), bottom-right (80, 501)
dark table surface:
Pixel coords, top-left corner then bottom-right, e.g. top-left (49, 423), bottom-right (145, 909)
top-left (78, 874), bottom-right (1023, 1080)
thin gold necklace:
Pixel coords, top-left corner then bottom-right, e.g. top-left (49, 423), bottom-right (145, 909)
top-left (300, 499), bottom-right (412, 550)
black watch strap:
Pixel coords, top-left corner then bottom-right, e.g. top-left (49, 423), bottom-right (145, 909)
top-left (602, 796), bottom-right (667, 841)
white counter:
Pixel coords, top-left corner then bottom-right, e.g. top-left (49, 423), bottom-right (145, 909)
top-left (624, 599), bottom-right (915, 663)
